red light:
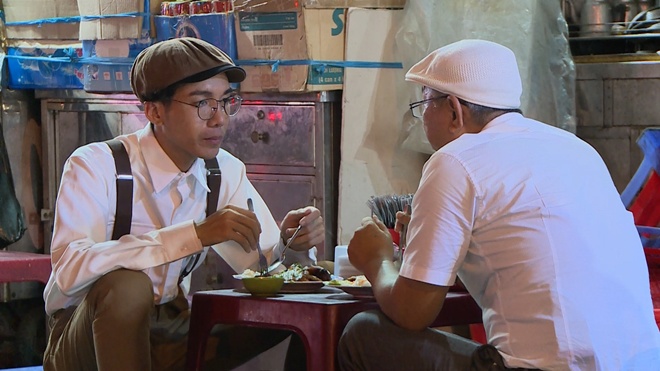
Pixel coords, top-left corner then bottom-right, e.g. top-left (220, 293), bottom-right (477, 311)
top-left (267, 111), bottom-right (283, 121)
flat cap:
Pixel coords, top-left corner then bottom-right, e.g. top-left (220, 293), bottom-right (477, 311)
top-left (406, 39), bottom-right (522, 109)
top-left (130, 37), bottom-right (246, 102)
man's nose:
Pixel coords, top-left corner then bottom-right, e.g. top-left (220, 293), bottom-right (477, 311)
top-left (208, 108), bottom-right (228, 127)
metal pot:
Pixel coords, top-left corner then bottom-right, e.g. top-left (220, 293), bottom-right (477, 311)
top-left (581, 0), bottom-right (612, 36)
top-left (611, 0), bottom-right (640, 24)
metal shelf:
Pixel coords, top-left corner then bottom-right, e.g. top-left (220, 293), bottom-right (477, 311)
top-left (570, 32), bottom-right (660, 56)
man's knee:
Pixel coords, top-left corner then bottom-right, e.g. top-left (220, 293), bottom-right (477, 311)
top-left (87, 269), bottom-right (154, 316)
top-left (342, 310), bottom-right (387, 343)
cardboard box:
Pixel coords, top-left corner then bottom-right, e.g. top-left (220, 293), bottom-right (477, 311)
top-left (302, 0), bottom-right (406, 8)
top-left (235, 0), bottom-right (346, 92)
top-left (303, 8), bottom-right (345, 91)
top-left (82, 38), bottom-right (153, 92)
top-left (6, 41), bottom-right (84, 89)
top-left (3, 0), bottom-right (80, 40)
top-left (77, 0), bottom-right (164, 40)
top-left (235, 0), bottom-right (309, 92)
top-left (154, 13), bottom-right (237, 59)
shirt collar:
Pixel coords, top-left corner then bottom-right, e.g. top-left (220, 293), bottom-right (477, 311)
top-left (481, 112), bottom-right (524, 133)
top-left (138, 124), bottom-right (210, 194)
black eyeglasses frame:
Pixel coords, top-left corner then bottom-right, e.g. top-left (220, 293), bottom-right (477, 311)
top-left (409, 95), bottom-right (447, 118)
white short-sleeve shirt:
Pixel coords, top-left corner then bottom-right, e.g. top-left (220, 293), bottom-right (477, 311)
top-left (399, 113), bottom-right (660, 370)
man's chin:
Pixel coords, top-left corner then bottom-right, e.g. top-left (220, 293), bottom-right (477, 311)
top-left (199, 146), bottom-right (221, 160)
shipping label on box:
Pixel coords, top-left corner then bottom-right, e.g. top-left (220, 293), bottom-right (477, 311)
top-left (6, 41), bottom-right (84, 89)
top-left (304, 8), bottom-right (345, 91)
top-left (235, 0), bottom-right (309, 92)
top-left (82, 38), bottom-right (153, 92)
top-left (154, 13), bottom-right (237, 59)
top-left (3, 0), bottom-right (80, 40)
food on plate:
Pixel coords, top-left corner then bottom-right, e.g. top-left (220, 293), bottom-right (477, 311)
top-left (327, 274), bottom-right (371, 287)
top-left (235, 263), bottom-right (332, 282)
top-left (305, 265), bottom-right (332, 281)
top-left (274, 263), bottom-right (332, 282)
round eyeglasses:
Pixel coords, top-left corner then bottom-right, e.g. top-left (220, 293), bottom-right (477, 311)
top-left (172, 95), bottom-right (243, 120)
top-left (409, 95), bottom-right (447, 118)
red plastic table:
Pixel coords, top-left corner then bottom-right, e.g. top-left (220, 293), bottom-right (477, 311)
top-left (185, 287), bottom-right (482, 371)
top-left (0, 250), bottom-right (51, 284)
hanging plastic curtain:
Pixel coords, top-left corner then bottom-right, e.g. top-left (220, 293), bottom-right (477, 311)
top-left (396, 0), bottom-right (577, 154)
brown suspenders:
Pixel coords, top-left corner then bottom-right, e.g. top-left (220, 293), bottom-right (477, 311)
top-left (106, 139), bottom-right (134, 241)
top-left (105, 139), bottom-right (221, 278)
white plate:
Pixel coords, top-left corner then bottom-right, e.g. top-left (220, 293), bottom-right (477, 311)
top-left (332, 285), bottom-right (374, 299)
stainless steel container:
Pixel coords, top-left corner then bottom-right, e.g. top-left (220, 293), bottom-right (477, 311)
top-left (581, 0), bottom-right (612, 36)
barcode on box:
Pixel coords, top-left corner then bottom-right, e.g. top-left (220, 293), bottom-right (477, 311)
top-left (253, 34), bottom-right (283, 47)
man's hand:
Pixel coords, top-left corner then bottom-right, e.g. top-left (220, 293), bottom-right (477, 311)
top-left (194, 205), bottom-right (261, 253)
top-left (394, 209), bottom-right (412, 234)
top-left (347, 216), bottom-right (394, 274)
top-left (280, 207), bottom-right (324, 251)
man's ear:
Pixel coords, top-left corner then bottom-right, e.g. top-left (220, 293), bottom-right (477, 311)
top-left (447, 95), bottom-right (465, 131)
top-left (144, 101), bottom-right (164, 125)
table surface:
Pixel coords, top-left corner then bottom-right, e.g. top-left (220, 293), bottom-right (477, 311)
top-left (192, 287), bottom-right (482, 328)
top-left (186, 286), bottom-right (482, 371)
top-left (203, 285), bottom-right (370, 302)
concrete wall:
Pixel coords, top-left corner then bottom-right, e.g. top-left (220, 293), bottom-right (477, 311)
top-left (575, 62), bottom-right (660, 192)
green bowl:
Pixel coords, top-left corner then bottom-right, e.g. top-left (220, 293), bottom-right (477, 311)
top-left (242, 276), bottom-right (285, 297)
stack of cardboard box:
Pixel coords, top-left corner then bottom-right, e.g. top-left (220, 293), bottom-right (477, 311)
top-left (2, 0), bottom-right (405, 93)
top-left (78, 0), bottom-right (162, 93)
top-left (3, 0), bottom-right (163, 91)
top-left (3, 0), bottom-right (84, 89)
top-left (234, 0), bottom-right (405, 92)
top-left (153, 7), bottom-right (237, 62)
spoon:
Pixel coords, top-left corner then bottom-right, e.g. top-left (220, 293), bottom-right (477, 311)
top-left (266, 225), bottom-right (303, 274)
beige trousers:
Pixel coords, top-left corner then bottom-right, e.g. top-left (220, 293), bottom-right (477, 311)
top-left (43, 269), bottom-right (191, 371)
top-left (43, 269), bottom-right (305, 371)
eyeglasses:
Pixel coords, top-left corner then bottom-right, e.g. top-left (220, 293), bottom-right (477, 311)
top-left (409, 95), bottom-right (447, 118)
top-left (172, 95), bottom-right (243, 120)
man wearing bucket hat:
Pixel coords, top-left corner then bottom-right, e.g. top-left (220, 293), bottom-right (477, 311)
top-left (42, 37), bottom-right (322, 370)
top-left (338, 39), bottom-right (660, 370)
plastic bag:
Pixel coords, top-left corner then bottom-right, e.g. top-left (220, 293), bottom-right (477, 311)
top-left (396, 0), bottom-right (576, 154)
top-left (0, 121), bottom-right (26, 248)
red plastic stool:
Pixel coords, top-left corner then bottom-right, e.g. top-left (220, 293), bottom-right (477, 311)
top-left (0, 250), bottom-right (51, 284)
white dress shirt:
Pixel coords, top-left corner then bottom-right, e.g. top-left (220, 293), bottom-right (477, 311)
top-left (44, 123), bottom-right (314, 315)
top-left (400, 113), bottom-right (660, 370)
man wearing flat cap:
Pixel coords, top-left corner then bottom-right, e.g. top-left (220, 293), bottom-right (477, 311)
top-left (338, 39), bottom-right (660, 370)
top-left (42, 37), bottom-right (323, 370)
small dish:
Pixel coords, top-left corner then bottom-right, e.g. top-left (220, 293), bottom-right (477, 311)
top-left (242, 276), bottom-right (285, 297)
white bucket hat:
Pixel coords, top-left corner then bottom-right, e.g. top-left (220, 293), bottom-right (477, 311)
top-left (405, 39), bottom-right (522, 109)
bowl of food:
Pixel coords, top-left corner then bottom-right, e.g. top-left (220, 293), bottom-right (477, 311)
top-left (242, 276), bottom-right (285, 297)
